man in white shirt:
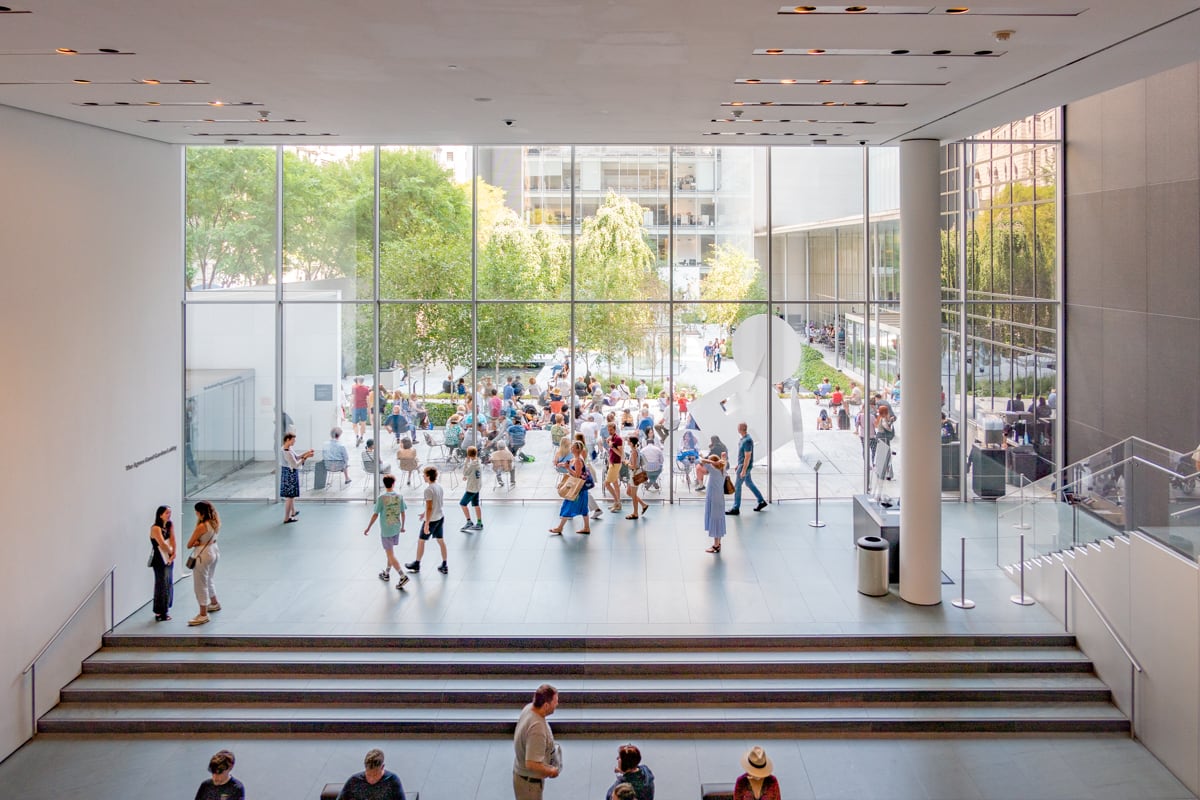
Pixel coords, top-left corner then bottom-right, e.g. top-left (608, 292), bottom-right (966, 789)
top-left (406, 466), bottom-right (448, 575)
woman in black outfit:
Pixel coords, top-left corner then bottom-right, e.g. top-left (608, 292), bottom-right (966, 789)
top-left (149, 505), bottom-right (176, 621)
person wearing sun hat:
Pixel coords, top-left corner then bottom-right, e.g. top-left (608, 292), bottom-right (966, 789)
top-left (734, 746), bottom-right (781, 800)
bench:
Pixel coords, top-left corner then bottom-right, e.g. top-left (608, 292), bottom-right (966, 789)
top-left (700, 783), bottom-right (735, 800)
top-left (320, 784), bottom-right (418, 799)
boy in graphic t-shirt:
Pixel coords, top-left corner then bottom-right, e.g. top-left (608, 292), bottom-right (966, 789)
top-left (363, 474), bottom-right (408, 589)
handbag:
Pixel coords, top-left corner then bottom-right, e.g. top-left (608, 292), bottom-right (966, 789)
top-left (723, 475), bottom-right (735, 495)
top-left (185, 554), bottom-right (197, 570)
top-left (583, 469), bottom-right (595, 490)
top-left (186, 539), bottom-right (211, 571)
top-left (632, 469), bottom-right (648, 486)
top-left (557, 474), bottom-right (584, 500)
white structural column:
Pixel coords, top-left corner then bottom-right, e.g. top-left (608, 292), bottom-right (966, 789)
top-left (898, 138), bottom-right (942, 605)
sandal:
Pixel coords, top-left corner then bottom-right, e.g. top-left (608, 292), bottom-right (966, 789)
top-left (548, 528), bottom-right (564, 535)
top-left (705, 545), bottom-right (721, 553)
top-left (625, 514), bottom-right (638, 520)
top-left (578, 528), bottom-right (591, 534)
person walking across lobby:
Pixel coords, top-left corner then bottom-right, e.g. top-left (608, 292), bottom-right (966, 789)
top-left (513, 684), bottom-right (562, 800)
top-left (726, 422), bottom-right (767, 515)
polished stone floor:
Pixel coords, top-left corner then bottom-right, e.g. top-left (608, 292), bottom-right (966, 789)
top-left (3, 500), bottom-right (1192, 800)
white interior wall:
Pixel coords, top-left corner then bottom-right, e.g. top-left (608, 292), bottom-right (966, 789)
top-left (0, 106), bottom-right (181, 760)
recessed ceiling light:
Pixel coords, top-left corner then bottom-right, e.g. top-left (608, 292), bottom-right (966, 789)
top-left (82, 101), bottom-right (98, 106)
top-left (731, 101), bottom-right (744, 106)
top-left (808, 49), bottom-right (826, 55)
top-left (72, 78), bottom-right (90, 84)
top-left (179, 79), bottom-right (197, 84)
top-left (56, 48), bottom-right (77, 55)
top-left (781, 78), bottom-right (797, 84)
top-left (823, 100), bottom-right (836, 105)
top-left (891, 49), bottom-right (910, 55)
top-left (845, 5), bottom-right (868, 12)
top-left (765, 49), bottom-right (784, 55)
top-left (793, 5), bottom-right (816, 10)
top-left (973, 49), bottom-right (994, 55)
top-left (474, 97), bottom-right (492, 102)
top-left (146, 101), bottom-right (159, 105)
top-left (209, 100), bottom-right (224, 106)
top-left (98, 48), bottom-right (120, 54)
top-left (946, 6), bottom-right (969, 13)
top-left (447, 64), bottom-right (459, 69)
top-left (761, 100), bottom-right (775, 105)
top-left (141, 78), bottom-right (160, 85)
top-left (818, 79), bottom-right (832, 84)
top-left (932, 49), bottom-right (952, 55)
top-left (851, 79), bottom-right (870, 84)
top-left (745, 78), bottom-right (761, 83)
top-left (115, 101), bottom-right (129, 105)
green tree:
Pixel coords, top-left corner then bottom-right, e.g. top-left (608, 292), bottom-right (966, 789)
top-left (281, 150), bottom-right (370, 282)
top-left (574, 192), bottom-right (665, 378)
top-left (699, 242), bottom-right (765, 335)
top-left (185, 148), bottom-right (276, 290)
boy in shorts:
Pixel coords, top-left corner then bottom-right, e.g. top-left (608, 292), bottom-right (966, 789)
top-left (460, 446), bottom-right (484, 531)
top-left (407, 466), bottom-right (448, 574)
top-left (363, 474), bottom-right (409, 589)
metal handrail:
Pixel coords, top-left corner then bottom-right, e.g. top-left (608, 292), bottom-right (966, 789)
top-left (21, 564), bottom-right (116, 737)
top-left (1063, 564), bottom-right (1142, 738)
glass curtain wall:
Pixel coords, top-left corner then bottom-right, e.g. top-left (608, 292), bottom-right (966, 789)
top-left (184, 124), bottom-right (1059, 504)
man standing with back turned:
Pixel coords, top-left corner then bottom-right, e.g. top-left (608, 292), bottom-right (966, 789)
top-left (513, 684), bottom-right (562, 799)
top-left (727, 421), bottom-right (767, 515)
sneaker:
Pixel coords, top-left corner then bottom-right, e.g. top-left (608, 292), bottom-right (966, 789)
top-left (725, 508), bottom-right (740, 516)
top-left (405, 561), bottom-right (421, 573)
top-left (187, 615), bottom-right (209, 627)
top-left (438, 562), bottom-right (448, 574)
top-left (591, 509), bottom-right (603, 520)
top-left (472, 521), bottom-right (483, 530)
top-left (378, 570), bottom-right (391, 582)
top-left (460, 521), bottom-right (475, 532)
top-left (396, 573), bottom-right (410, 589)
top-left (754, 501), bottom-right (768, 512)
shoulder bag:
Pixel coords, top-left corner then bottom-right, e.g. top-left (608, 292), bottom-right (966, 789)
top-left (557, 474), bottom-right (584, 500)
top-left (723, 475), bottom-right (735, 495)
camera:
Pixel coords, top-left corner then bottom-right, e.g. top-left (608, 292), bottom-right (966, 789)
top-left (503, 118), bottom-right (515, 127)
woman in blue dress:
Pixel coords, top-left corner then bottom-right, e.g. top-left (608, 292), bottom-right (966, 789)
top-left (702, 452), bottom-right (728, 553)
top-left (550, 440), bottom-right (592, 535)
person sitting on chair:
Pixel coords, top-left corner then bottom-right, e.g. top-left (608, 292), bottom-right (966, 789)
top-left (323, 427), bottom-right (352, 486)
top-left (396, 437), bottom-right (420, 486)
top-left (816, 409), bottom-right (832, 430)
top-left (361, 439), bottom-right (391, 475)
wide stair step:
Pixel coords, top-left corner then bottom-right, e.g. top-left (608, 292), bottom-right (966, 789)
top-left (38, 633), bottom-right (1130, 737)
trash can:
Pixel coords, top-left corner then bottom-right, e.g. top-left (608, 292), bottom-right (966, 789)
top-left (856, 536), bottom-right (890, 596)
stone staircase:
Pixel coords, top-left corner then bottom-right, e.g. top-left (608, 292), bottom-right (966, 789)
top-left (38, 633), bottom-right (1128, 736)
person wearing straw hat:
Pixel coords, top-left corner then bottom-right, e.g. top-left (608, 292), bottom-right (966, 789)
top-left (734, 746), bottom-right (781, 800)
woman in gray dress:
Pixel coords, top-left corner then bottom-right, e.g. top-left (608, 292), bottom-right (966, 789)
top-left (702, 452), bottom-right (728, 553)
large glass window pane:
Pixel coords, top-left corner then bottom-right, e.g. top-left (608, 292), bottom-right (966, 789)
top-left (185, 303), bottom-right (276, 500)
top-left (282, 303), bottom-right (369, 498)
top-left (770, 302), bottom-right (867, 501)
top-left (574, 146), bottom-right (669, 302)
top-left (476, 147), bottom-right (571, 301)
top-left (185, 147), bottom-right (277, 299)
top-left (379, 146), bottom-right (472, 300)
top-left (282, 146), bottom-right (373, 299)
top-left (770, 148), bottom-right (865, 303)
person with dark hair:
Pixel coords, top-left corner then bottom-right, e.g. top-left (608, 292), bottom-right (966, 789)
top-left (513, 684), bottom-right (561, 799)
top-left (280, 432), bottom-right (314, 524)
top-left (606, 744), bottom-right (654, 800)
top-left (195, 749), bottom-right (243, 800)
top-left (186, 501), bottom-right (221, 627)
top-left (406, 466), bottom-right (447, 575)
top-left (337, 748), bottom-right (406, 800)
top-left (364, 474), bottom-right (408, 589)
top-left (149, 506), bottom-right (176, 621)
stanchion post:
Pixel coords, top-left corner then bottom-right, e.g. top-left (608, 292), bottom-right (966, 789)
top-left (808, 460), bottom-right (826, 528)
top-left (1011, 532), bottom-right (1036, 605)
top-left (1013, 474), bottom-right (1031, 530)
top-left (951, 535), bottom-right (975, 609)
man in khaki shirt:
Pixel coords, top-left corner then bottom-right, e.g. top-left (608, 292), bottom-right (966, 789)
top-left (512, 684), bottom-right (561, 799)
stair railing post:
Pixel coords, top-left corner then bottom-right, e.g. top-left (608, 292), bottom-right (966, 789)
top-left (1011, 533), bottom-right (1035, 605)
top-left (1013, 474), bottom-right (1031, 530)
top-left (808, 460), bottom-right (825, 528)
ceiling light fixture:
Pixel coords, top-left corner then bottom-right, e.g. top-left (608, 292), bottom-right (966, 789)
top-left (946, 6), bottom-right (969, 12)
top-left (793, 4), bottom-right (817, 10)
top-left (845, 5), bottom-right (868, 12)
top-left (56, 48), bottom-right (77, 55)
top-left (141, 78), bottom-right (160, 85)
top-left (98, 48), bottom-right (121, 54)
top-left (209, 100), bottom-right (224, 106)
top-left (765, 49), bottom-right (784, 55)
top-left (72, 78), bottom-right (89, 84)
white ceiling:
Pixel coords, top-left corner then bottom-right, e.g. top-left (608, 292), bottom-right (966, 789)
top-left (2, 1), bottom-right (1199, 146)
